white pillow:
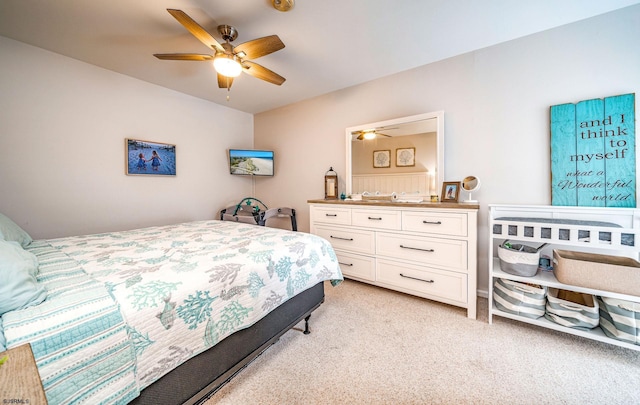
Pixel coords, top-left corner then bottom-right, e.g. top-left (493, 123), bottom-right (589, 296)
top-left (0, 240), bottom-right (46, 316)
top-left (0, 212), bottom-right (32, 247)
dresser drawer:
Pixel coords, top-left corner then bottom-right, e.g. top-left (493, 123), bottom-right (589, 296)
top-left (377, 259), bottom-right (467, 304)
top-left (376, 232), bottom-right (467, 271)
top-left (335, 250), bottom-right (375, 281)
top-left (352, 209), bottom-right (401, 230)
top-left (311, 206), bottom-right (351, 225)
top-left (314, 225), bottom-right (375, 254)
top-left (402, 211), bottom-right (468, 236)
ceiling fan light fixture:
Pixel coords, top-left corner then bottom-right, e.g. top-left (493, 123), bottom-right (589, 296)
top-left (273, 0), bottom-right (294, 12)
top-left (213, 54), bottom-right (242, 77)
top-left (363, 131), bottom-right (377, 140)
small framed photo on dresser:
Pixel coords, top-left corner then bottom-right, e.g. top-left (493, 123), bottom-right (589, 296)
top-left (441, 181), bottom-right (461, 202)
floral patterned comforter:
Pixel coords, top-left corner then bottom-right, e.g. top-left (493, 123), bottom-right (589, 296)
top-left (48, 220), bottom-right (343, 390)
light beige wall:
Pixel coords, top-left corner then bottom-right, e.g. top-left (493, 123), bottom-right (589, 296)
top-left (0, 36), bottom-right (254, 239)
top-left (253, 6), bottom-right (640, 296)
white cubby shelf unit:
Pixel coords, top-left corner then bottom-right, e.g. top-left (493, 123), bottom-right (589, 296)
top-left (488, 204), bottom-right (640, 351)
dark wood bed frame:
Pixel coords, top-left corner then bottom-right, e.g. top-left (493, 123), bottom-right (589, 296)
top-left (129, 282), bottom-right (325, 405)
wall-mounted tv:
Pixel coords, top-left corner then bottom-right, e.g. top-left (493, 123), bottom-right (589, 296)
top-left (228, 149), bottom-right (274, 176)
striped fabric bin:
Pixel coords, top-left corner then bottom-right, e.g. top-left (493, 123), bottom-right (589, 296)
top-left (597, 297), bottom-right (640, 345)
top-left (544, 288), bottom-right (599, 329)
top-left (493, 278), bottom-right (547, 319)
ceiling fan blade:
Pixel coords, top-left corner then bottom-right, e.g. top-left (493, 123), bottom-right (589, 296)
top-left (154, 53), bottom-right (213, 61)
top-left (167, 9), bottom-right (224, 53)
top-left (217, 73), bottom-right (234, 89)
top-left (242, 61), bottom-right (285, 85)
top-left (234, 35), bottom-right (285, 60)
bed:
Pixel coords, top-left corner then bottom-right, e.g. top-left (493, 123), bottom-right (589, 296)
top-left (0, 215), bottom-right (343, 404)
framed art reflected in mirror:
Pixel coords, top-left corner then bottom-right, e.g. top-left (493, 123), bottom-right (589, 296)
top-left (373, 150), bottom-right (390, 168)
top-left (396, 147), bottom-right (415, 167)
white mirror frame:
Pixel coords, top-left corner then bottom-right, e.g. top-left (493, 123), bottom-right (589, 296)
top-left (345, 111), bottom-right (444, 196)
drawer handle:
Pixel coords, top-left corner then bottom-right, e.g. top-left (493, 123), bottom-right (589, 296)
top-left (400, 245), bottom-right (434, 253)
top-left (400, 273), bottom-right (434, 283)
top-left (330, 236), bottom-right (354, 241)
top-left (423, 220), bottom-right (442, 225)
top-left (325, 214), bottom-right (338, 217)
top-left (338, 262), bottom-right (353, 267)
top-left (368, 216), bottom-right (383, 220)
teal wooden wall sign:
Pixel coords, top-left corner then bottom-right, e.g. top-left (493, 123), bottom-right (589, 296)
top-left (551, 93), bottom-right (636, 207)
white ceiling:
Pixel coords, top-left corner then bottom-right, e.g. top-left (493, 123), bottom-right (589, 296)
top-left (1, 0), bottom-right (638, 114)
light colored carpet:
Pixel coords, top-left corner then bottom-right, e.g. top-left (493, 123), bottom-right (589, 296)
top-left (206, 279), bottom-right (640, 405)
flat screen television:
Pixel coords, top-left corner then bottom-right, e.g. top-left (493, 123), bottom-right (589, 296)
top-left (228, 149), bottom-right (274, 176)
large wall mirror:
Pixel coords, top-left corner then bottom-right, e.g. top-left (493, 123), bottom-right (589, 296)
top-left (345, 111), bottom-right (444, 198)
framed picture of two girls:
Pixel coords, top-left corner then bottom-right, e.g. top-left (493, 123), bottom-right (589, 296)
top-left (126, 138), bottom-right (176, 176)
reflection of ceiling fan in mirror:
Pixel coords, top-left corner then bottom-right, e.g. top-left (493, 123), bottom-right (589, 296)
top-left (352, 127), bottom-right (398, 140)
top-left (154, 9), bottom-right (286, 90)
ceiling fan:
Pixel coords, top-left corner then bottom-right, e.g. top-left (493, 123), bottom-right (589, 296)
top-left (154, 9), bottom-right (286, 90)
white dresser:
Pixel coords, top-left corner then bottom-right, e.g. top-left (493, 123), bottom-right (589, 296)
top-left (308, 200), bottom-right (479, 319)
